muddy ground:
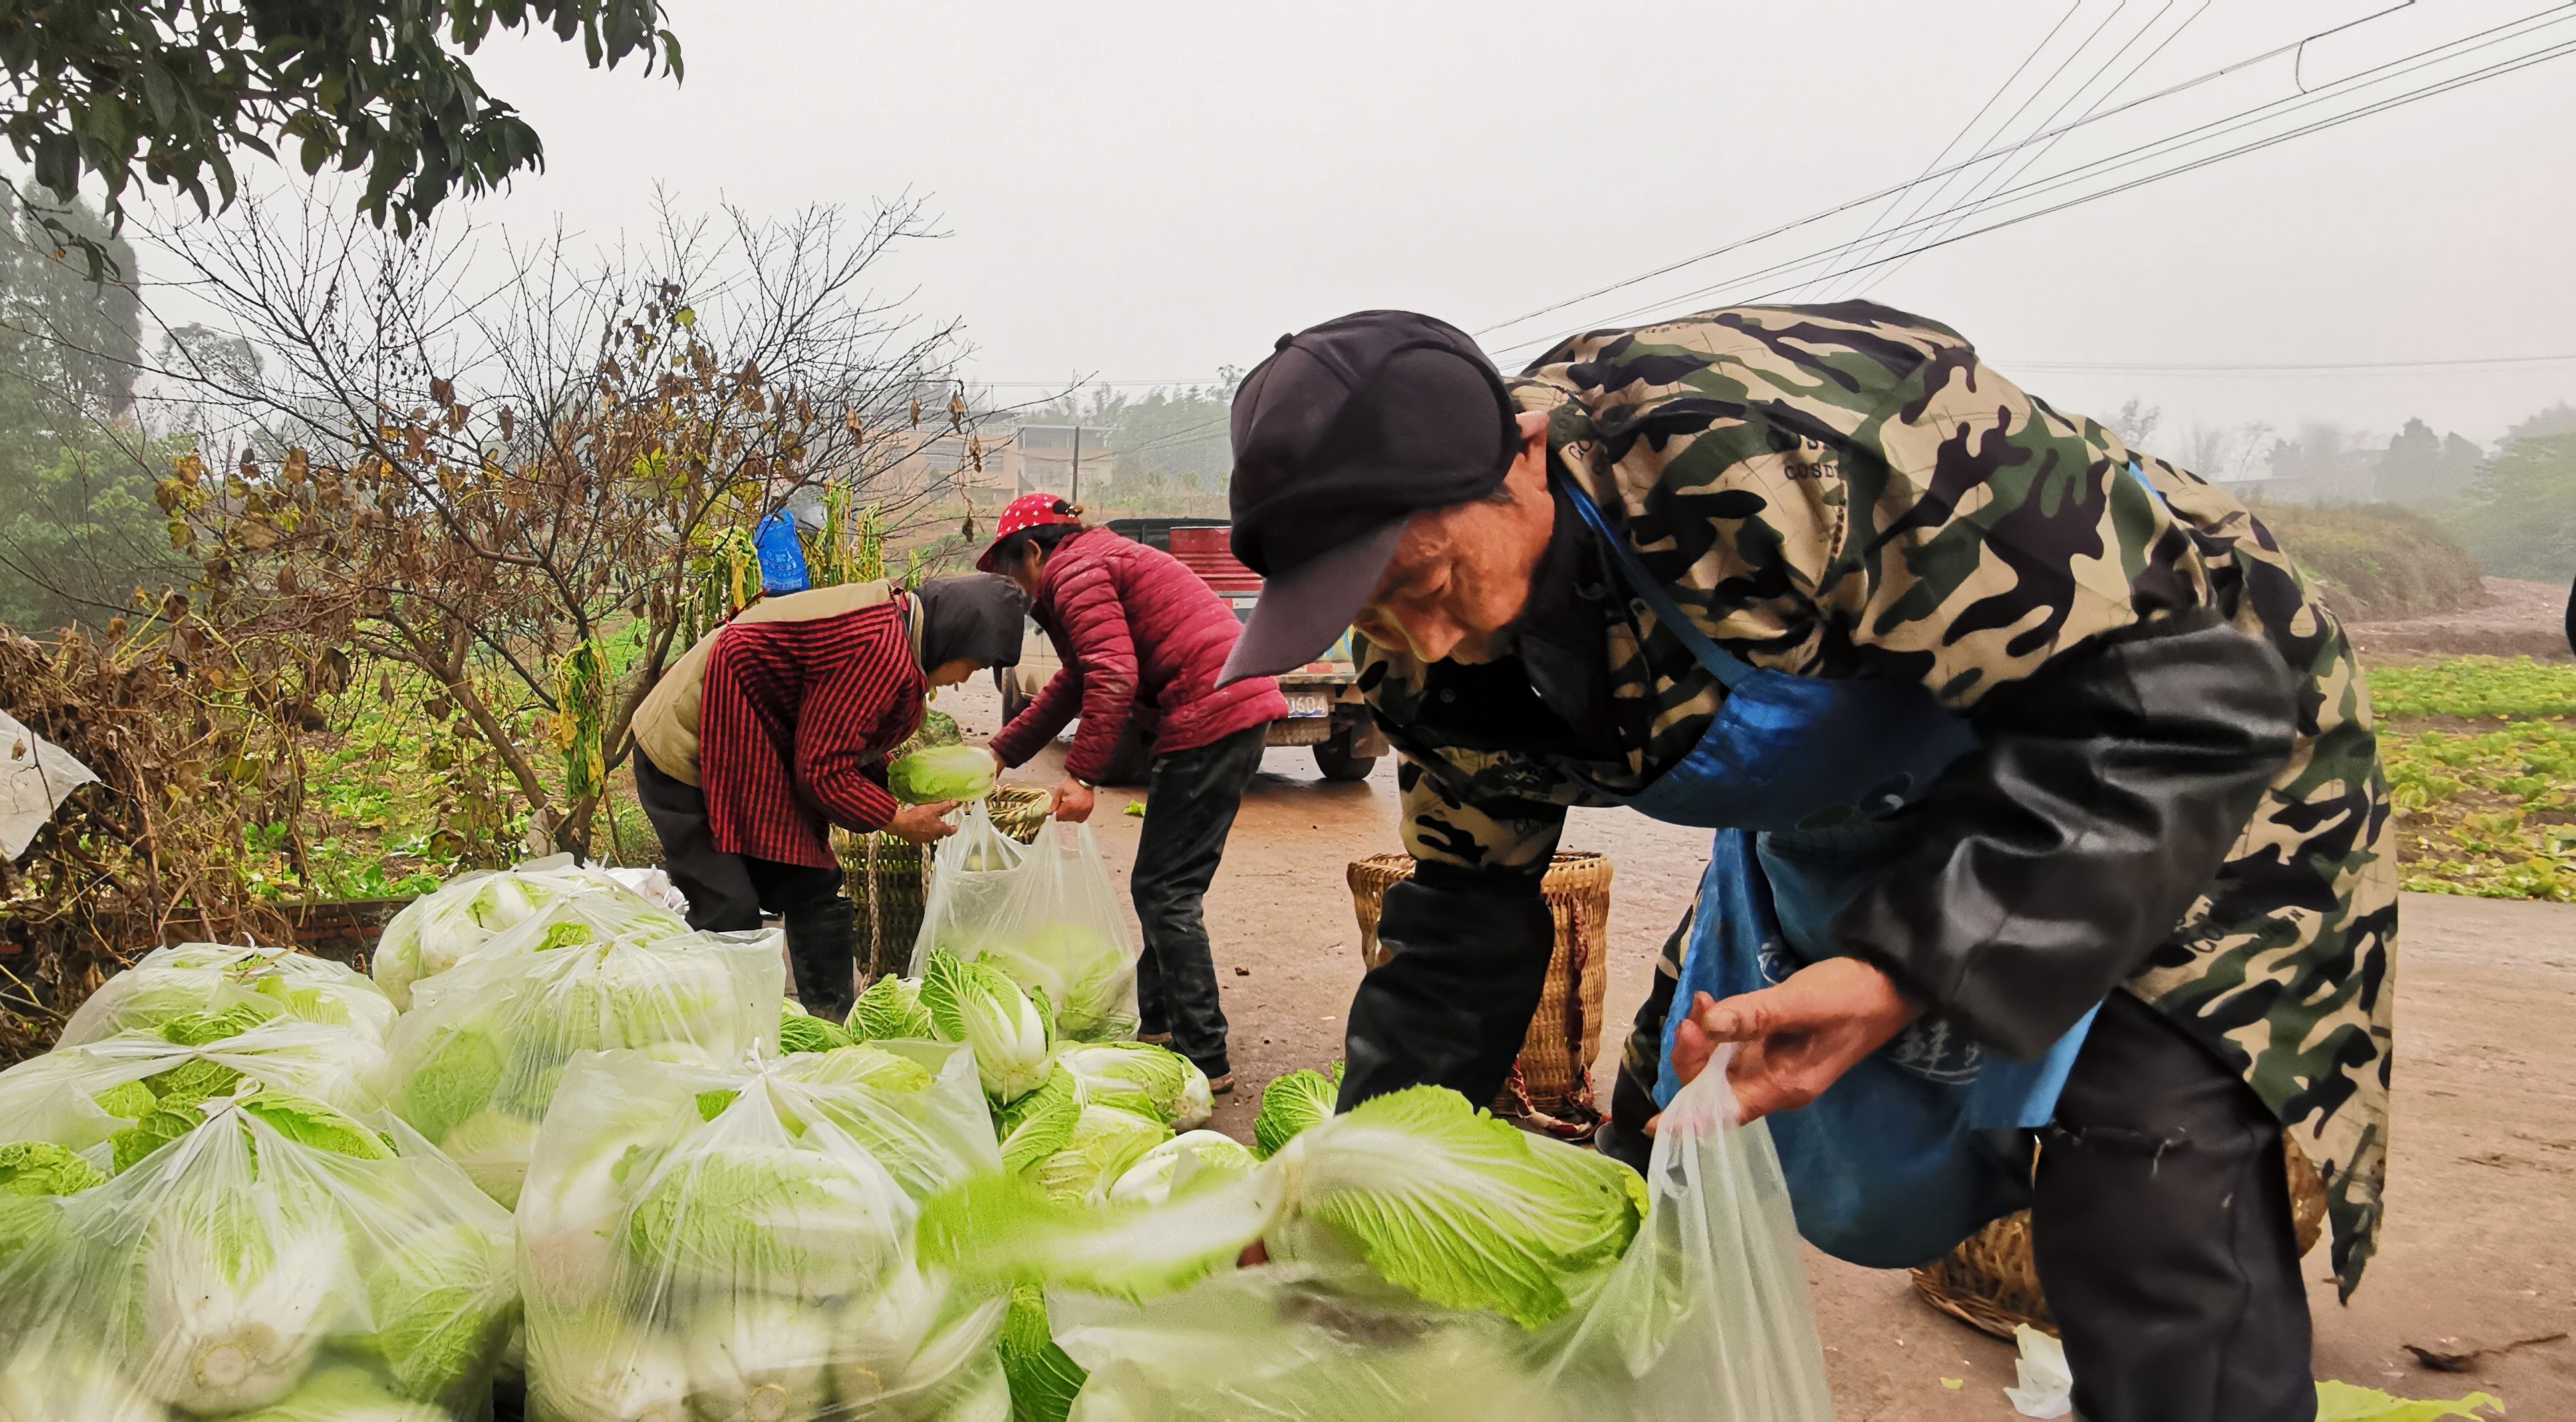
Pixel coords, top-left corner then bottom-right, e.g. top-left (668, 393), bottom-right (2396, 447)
top-left (937, 669), bottom-right (2576, 1420)
top-left (2347, 576), bottom-right (2572, 663)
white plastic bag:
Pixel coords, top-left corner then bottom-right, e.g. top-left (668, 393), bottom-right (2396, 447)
top-left (372, 854), bottom-right (653, 1010)
top-left (918, 821), bottom-right (1139, 1044)
top-left (61, 941), bottom-right (399, 1050)
top-left (0, 1018), bottom-right (386, 1169)
top-left (986, 1054), bottom-right (1832, 1421)
top-left (910, 803), bottom-right (1030, 974)
top-left (519, 1044), bottom-right (1007, 1422)
top-left (370, 927), bottom-right (783, 1208)
top-left (1, 708), bottom-right (96, 861)
top-left (0, 1088), bottom-right (518, 1419)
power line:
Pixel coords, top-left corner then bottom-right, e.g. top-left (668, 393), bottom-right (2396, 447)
top-left (1837, 0), bottom-right (2213, 303)
top-left (1469, 1), bottom-right (2446, 343)
top-left (1492, 7), bottom-right (2576, 363)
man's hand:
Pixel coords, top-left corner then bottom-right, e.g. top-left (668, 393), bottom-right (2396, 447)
top-left (986, 744), bottom-right (1007, 775)
top-left (1670, 957), bottom-right (1924, 1123)
top-left (883, 801), bottom-right (961, 844)
top-left (1049, 776), bottom-right (1096, 823)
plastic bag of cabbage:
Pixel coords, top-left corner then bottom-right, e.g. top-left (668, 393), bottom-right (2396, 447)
top-left (372, 928), bottom-right (783, 1209)
top-left (373, 854), bottom-right (678, 1010)
top-left (908, 807), bottom-right (1026, 978)
top-left (519, 1044), bottom-right (1010, 1422)
top-left (0, 1016), bottom-right (387, 1173)
top-left (920, 1063), bottom-right (1833, 1422)
top-left (0, 1086), bottom-right (517, 1421)
top-left (912, 824), bottom-right (1138, 1044)
top-left (60, 942), bottom-right (399, 1050)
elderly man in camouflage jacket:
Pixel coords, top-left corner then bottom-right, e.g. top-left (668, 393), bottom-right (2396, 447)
top-left (1219, 306), bottom-right (2393, 1422)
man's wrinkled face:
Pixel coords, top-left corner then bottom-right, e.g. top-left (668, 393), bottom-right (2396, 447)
top-left (1351, 411), bottom-right (1554, 665)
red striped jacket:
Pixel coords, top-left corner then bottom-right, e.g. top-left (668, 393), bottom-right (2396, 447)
top-left (697, 600), bottom-right (922, 868)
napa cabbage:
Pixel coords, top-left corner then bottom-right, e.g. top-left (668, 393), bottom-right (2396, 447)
top-left (358, 1220), bottom-right (516, 1403)
top-left (848, 972), bottom-right (935, 1041)
top-left (889, 745), bottom-right (996, 805)
top-left (921, 1085), bottom-right (1645, 1330)
top-left (777, 1004), bottom-right (847, 1054)
top-left (1054, 1041), bottom-right (1211, 1129)
top-left (973, 923), bottom-right (1135, 1044)
top-left (919, 949), bottom-right (1054, 1104)
top-left (0, 1141), bottom-right (105, 1275)
top-left (683, 1295), bottom-right (836, 1422)
top-left (223, 1363), bottom-right (449, 1421)
top-left (1032, 1103), bottom-right (1171, 1206)
top-left (0, 1340), bottom-right (166, 1422)
top-left (620, 1093), bottom-right (915, 1304)
top-left (59, 942), bottom-right (397, 1050)
top-left (992, 1066), bottom-right (1081, 1175)
top-left (1252, 1062), bottom-right (1342, 1159)
top-left (371, 856), bottom-right (662, 1009)
top-left (374, 928), bottom-right (780, 1206)
top-left (1107, 1130), bottom-right (1260, 1206)
top-left (997, 1284), bottom-right (1086, 1422)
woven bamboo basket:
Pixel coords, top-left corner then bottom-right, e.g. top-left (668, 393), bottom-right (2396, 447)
top-left (836, 787), bottom-right (1052, 980)
top-left (1909, 1133), bottom-right (2333, 1340)
top-left (1346, 851), bottom-right (1613, 1138)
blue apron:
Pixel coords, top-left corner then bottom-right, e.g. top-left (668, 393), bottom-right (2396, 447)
top-left (1559, 480), bottom-right (2098, 1268)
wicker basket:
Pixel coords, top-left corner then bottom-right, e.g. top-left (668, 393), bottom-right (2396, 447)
top-left (1346, 852), bottom-right (1613, 1139)
top-left (836, 787), bottom-right (1054, 981)
top-left (1909, 1133), bottom-right (2333, 1340)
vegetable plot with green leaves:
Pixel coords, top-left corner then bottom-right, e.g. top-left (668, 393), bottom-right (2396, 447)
top-left (370, 927), bottom-right (782, 1208)
top-left (518, 1046), bottom-right (1006, 1422)
top-left (0, 1089), bottom-right (517, 1421)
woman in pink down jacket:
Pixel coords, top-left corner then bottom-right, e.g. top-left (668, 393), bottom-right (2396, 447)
top-left (980, 494), bottom-right (1288, 1091)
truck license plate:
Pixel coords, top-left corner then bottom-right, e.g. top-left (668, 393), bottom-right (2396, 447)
top-left (1284, 693), bottom-right (1330, 719)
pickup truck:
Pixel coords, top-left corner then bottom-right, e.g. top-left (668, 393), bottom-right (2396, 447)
top-left (992, 517), bottom-right (1391, 787)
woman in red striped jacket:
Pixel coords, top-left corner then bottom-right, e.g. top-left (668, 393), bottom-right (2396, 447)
top-left (631, 573), bottom-right (1027, 1018)
top-left (980, 495), bottom-right (1288, 1091)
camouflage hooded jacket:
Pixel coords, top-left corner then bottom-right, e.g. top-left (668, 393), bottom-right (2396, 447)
top-left (1361, 301), bottom-right (2395, 1290)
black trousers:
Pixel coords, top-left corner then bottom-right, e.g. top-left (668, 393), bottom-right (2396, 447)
top-left (1128, 724), bottom-right (1266, 1078)
top-left (1600, 986), bottom-right (2311, 1422)
top-left (633, 753), bottom-right (857, 1015)
top-left (2032, 989), bottom-right (2314, 1422)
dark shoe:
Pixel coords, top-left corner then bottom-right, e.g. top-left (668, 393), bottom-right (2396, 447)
top-left (1205, 1073), bottom-right (1234, 1095)
top-left (781, 898), bottom-right (859, 1022)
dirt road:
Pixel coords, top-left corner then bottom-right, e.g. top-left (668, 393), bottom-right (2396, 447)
top-left (944, 677), bottom-right (2576, 1419)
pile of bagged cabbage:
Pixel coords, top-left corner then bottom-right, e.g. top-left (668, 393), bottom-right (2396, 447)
top-left (0, 848), bottom-right (1834, 1422)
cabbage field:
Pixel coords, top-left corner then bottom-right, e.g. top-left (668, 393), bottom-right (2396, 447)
top-left (2372, 656), bottom-right (2576, 900)
top-left (0, 855), bottom-right (1832, 1422)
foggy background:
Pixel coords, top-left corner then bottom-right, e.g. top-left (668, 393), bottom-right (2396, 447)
top-left (454, 0), bottom-right (2576, 448)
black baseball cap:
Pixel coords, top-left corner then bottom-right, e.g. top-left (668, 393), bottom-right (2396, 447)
top-left (1218, 310), bottom-right (1517, 684)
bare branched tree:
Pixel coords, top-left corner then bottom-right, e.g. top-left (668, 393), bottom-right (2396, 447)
top-left (132, 188), bottom-right (973, 860)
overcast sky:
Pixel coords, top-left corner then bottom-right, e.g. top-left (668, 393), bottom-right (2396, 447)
top-left (453, 0), bottom-right (2576, 450)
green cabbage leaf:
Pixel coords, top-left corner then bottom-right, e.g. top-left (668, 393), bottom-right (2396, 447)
top-left (1055, 1041), bottom-right (1211, 1129)
top-left (923, 1085), bottom-right (1644, 1330)
top-left (919, 949), bottom-right (1053, 1104)
top-left (1252, 1062), bottom-right (1342, 1159)
top-left (848, 972), bottom-right (935, 1042)
top-left (889, 744), bottom-right (996, 804)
